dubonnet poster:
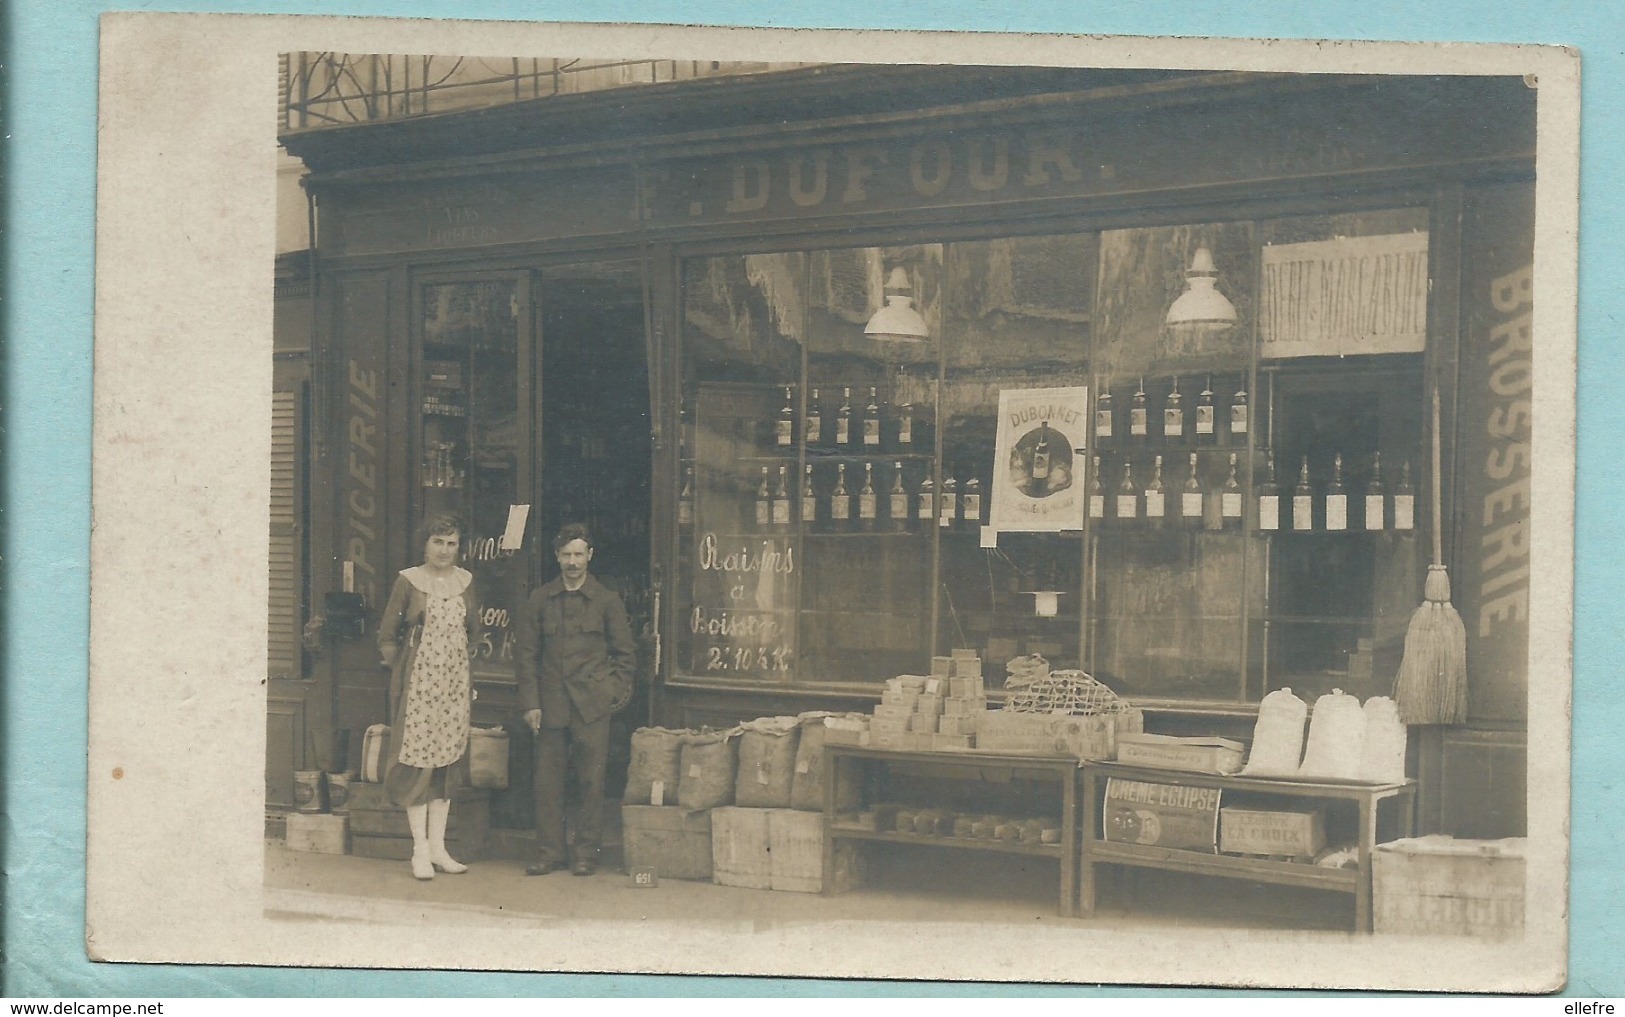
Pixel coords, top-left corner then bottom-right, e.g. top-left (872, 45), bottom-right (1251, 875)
top-left (988, 386), bottom-right (1090, 534)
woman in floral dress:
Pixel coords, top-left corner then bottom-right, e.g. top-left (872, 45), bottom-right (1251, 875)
top-left (377, 513), bottom-right (480, 880)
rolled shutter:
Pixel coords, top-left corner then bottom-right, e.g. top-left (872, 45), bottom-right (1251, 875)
top-left (268, 388), bottom-right (303, 680)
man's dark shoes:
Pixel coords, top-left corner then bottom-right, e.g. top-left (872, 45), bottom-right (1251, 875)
top-left (571, 859), bottom-right (597, 877)
top-left (525, 860), bottom-right (562, 876)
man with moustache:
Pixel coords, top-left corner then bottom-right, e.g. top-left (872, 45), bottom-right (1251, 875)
top-left (514, 522), bottom-right (636, 876)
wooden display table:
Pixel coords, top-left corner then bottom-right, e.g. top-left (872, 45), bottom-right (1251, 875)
top-left (1078, 760), bottom-right (1416, 932)
top-left (822, 745), bottom-right (1080, 916)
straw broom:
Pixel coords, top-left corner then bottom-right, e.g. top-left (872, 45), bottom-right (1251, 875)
top-left (1393, 386), bottom-right (1468, 725)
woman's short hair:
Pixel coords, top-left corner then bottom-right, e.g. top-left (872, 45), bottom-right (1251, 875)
top-left (414, 512), bottom-right (465, 554)
top-left (551, 522), bottom-right (593, 553)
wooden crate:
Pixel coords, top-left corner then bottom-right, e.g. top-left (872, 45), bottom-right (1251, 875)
top-left (768, 809), bottom-right (863, 894)
top-left (345, 783), bottom-right (490, 861)
top-left (1373, 836), bottom-right (1526, 938)
top-left (711, 807), bottom-right (772, 889)
top-left (621, 805), bottom-right (713, 881)
top-left (285, 813), bottom-right (349, 855)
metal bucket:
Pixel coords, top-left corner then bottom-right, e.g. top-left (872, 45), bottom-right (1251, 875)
top-left (293, 770), bottom-right (326, 813)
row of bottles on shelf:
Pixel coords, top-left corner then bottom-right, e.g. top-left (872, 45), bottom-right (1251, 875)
top-left (421, 441), bottom-right (466, 489)
top-left (1088, 451), bottom-right (1416, 532)
top-left (679, 462), bottom-right (986, 533)
top-left (421, 393), bottom-right (467, 418)
top-left (755, 385), bottom-right (928, 455)
top-left (1095, 374), bottom-right (1249, 448)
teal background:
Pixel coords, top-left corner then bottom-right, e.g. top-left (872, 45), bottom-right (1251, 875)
top-left (3, 0), bottom-right (1617, 997)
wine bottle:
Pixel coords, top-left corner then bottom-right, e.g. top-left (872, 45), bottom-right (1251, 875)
top-left (1088, 455), bottom-right (1106, 521)
top-left (1364, 452), bottom-right (1386, 531)
top-left (1144, 455), bottom-right (1167, 525)
top-left (1258, 454), bottom-right (1280, 532)
top-left (835, 387), bottom-right (853, 448)
top-left (1095, 386), bottom-right (1115, 449)
top-left (831, 463), bottom-right (852, 530)
top-left (801, 464), bottom-right (818, 526)
top-left (679, 465), bottom-right (695, 527)
top-left (1196, 375), bottom-right (1216, 442)
top-left (1031, 421), bottom-right (1053, 493)
top-left (755, 466), bottom-right (772, 530)
top-left (776, 386), bottom-right (795, 448)
top-left (863, 386), bottom-right (882, 448)
top-left (1394, 460), bottom-right (1416, 532)
top-left (858, 461), bottom-right (877, 529)
top-left (1293, 456), bottom-right (1314, 531)
top-left (1325, 453), bottom-right (1347, 531)
top-left (1130, 377), bottom-right (1149, 440)
top-left (805, 388), bottom-right (823, 447)
top-left (768, 465), bottom-right (788, 528)
top-left (1164, 377), bottom-right (1185, 441)
top-left (1116, 460), bottom-right (1139, 525)
top-left (889, 462), bottom-right (909, 531)
top-left (1181, 452), bottom-right (1203, 525)
top-left (1231, 381), bottom-right (1249, 437)
top-left (940, 476), bottom-right (958, 529)
top-left (962, 477), bottom-right (982, 529)
top-left (916, 475), bottom-right (935, 528)
top-left (1207, 453), bottom-right (1236, 528)
top-left (895, 402), bottom-right (915, 453)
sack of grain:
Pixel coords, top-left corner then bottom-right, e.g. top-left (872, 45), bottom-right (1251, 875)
top-left (1298, 689), bottom-right (1367, 780)
top-left (734, 716), bottom-right (801, 808)
top-left (1360, 696), bottom-right (1409, 783)
top-left (678, 729), bottom-right (740, 810)
top-left (789, 712), bottom-right (864, 812)
top-left (1241, 688), bottom-right (1309, 776)
top-left (622, 727), bottom-right (689, 805)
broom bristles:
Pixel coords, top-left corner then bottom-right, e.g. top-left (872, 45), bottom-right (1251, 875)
top-left (1394, 567), bottom-right (1469, 725)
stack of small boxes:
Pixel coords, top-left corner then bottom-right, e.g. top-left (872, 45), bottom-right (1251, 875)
top-left (871, 649), bottom-right (988, 752)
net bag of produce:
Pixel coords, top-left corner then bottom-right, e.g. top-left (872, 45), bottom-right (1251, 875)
top-left (1360, 696), bottom-right (1409, 783)
top-left (677, 728), bottom-right (740, 810)
top-left (622, 726), bottom-right (688, 805)
top-left (1240, 688), bottom-right (1309, 776)
top-left (789, 712), bottom-right (864, 812)
top-left (734, 716), bottom-right (801, 808)
top-left (1297, 689), bottom-right (1367, 780)
top-left (1005, 669), bottom-right (1125, 716)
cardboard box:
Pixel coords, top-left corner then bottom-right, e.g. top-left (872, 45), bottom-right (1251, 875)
top-left (711, 807), bottom-right (773, 889)
top-left (1116, 733), bottom-right (1244, 774)
top-left (1373, 836), bottom-right (1526, 938)
top-left (977, 711), bottom-right (1138, 759)
top-left (931, 734), bottom-right (973, 751)
top-left (949, 676), bottom-right (984, 699)
top-left (622, 805), bottom-right (713, 881)
top-left (285, 812), bottom-right (349, 855)
top-left (1102, 778), bottom-right (1222, 852)
top-left (768, 809), bottom-right (863, 893)
top-left (1220, 808), bottom-right (1327, 857)
top-left (908, 713), bottom-right (938, 734)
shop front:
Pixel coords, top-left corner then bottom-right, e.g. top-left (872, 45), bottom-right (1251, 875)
top-left (278, 65), bottom-right (1534, 860)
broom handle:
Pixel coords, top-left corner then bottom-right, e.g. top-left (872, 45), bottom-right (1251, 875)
top-left (1431, 385), bottom-right (1444, 568)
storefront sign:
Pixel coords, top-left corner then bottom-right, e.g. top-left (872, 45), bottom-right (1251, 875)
top-left (342, 356), bottom-right (383, 611)
top-left (689, 532), bottom-right (796, 679)
top-left (1260, 232), bottom-right (1430, 359)
top-left (988, 387), bottom-right (1089, 534)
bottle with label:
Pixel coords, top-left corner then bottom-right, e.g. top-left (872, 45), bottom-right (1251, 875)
top-left (1393, 460), bottom-right (1416, 532)
top-left (1325, 453), bottom-right (1348, 531)
top-left (1030, 421), bottom-right (1053, 494)
top-left (835, 387), bottom-right (853, 448)
top-left (1095, 386), bottom-right (1115, 449)
top-left (1196, 376), bottom-right (1216, 443)
top-left (962, 477), bottom-right (982, 530)
top-left (755, 466), bottom-right (772, 530)
top-left (1164, 377), bottom-right (1185, 441)
top-left (1257, 454), bottom-right (1280, 532)
top-left (772, 466), bottom-right (792, 528)
top-left (1181, 452), bottom-right (1204, 526)
top-left (1088, 455), bottom-right (1106, 521)
top-left (1116, 460), bottom-right (1139, 526)
top-left (863, 386), bottom-right (883, 449)
top-left (1231, 381), bottom-right (1249, 437)
top-left (831, 463), bottom-right (852, 530)
top-left (1143, 455), bottom-right (1167, 526)
top-left (1130, 377), bottom-right (1149, 441)
top-left (917, 475), bottom-right (936, 527)
top-left (1364, 451), bottom-right (1386, 531)
top-left (801, 463), bottom-right (818, 527)
top-left (776, 386), bottom-right (795, 448)
top-left (894, 402), bottom-right (915, 453)
top-left (940, 476), bottom-right (958, 529)
top-left (679, 465), bottom-right (695, 527)
top-left (1293, 456), bottom-right (1314, 531)
top-left (804, 388), bottom-right (823, 447)
top-left (858, 462), bottom-right (878, 529)
top-left (1220, 453), bottom-right (1244, 527)
top-left (889, 462), bottom-right (909, 531)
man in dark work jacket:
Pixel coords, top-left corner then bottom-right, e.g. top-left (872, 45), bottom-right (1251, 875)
top-left (514, 523), bottom-right (636, 876)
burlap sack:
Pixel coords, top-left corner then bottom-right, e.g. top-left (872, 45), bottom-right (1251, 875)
top-left (734, 716), bottom-right (801, 808)
top-left (677, 729), bottom-right (740, 810)
top-left (622, 726), bottom-right (688, 805)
